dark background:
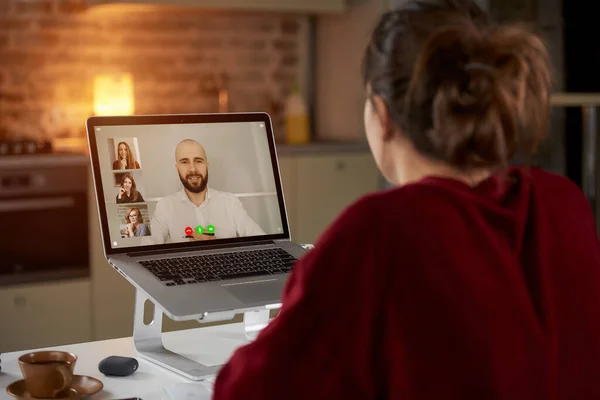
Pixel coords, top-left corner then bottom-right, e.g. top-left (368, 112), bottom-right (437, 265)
top-left (563, 2), bottom-right (600, 187)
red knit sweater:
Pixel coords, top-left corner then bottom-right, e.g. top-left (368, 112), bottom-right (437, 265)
top-left (213, 167), bottom-right (600, 399)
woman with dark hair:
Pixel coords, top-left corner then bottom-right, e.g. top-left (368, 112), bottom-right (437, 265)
top-left (212, 1), bottom-right (600, 398)
top-left (112, 141), bottom-right (141, 170)
top-left (116, 173), bottom-right (145, 204)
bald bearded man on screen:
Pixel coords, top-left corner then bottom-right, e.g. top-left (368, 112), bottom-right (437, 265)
top-left (147, 139), bottom-right (265, 244)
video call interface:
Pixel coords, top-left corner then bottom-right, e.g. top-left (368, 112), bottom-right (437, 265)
top-left (93, 121), bottom-right (285, 249)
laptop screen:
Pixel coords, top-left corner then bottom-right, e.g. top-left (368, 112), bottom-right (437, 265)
top-left (88, 114), bottom-right (288, 253)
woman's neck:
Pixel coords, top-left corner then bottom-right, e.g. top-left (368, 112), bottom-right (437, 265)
top-left (389, 139), bottom-right (493, 187)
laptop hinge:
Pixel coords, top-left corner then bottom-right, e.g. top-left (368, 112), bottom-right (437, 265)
top-left (125, 240), bottom-right (276, 257)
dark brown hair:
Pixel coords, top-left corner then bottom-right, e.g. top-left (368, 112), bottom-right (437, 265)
top-left (363, 0), bottom-right (552, 170)
top-left (120, 173), bottom-right (140, 202)
top-left (117, 141), bottom-right (139, 169)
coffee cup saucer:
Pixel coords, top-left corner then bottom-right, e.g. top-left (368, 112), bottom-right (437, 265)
top-left (6, 375), bottom-right (103, 399)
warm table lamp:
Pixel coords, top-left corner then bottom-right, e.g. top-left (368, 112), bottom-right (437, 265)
top-left (93, 73), bottom-right (135, 116)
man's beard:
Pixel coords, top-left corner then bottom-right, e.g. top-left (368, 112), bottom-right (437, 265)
top-left (179, 170), bottom-right (208, 193)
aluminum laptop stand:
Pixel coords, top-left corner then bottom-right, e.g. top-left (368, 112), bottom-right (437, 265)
top-left (131, 245), bottom-right (314, 380)
top-left (132, 289), bottom-right (273, 380)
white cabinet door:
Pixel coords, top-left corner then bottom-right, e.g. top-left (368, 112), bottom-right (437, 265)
top-left (294, 153), bottom-right (380, 244)
top-left (0, 280), bottom-right (92, 353)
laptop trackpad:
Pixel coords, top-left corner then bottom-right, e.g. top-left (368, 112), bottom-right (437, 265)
top-left (224, 280), bottom-right (284, 304)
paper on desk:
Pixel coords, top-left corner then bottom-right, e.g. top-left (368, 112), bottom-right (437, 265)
top-left (164, 383), bottom-right (212, 400)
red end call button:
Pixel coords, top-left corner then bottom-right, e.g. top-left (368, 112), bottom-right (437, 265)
top-left (184, 226), bottom-right (193, 236)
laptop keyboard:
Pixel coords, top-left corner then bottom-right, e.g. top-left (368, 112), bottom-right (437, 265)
top-left (139, 248), bottom-right (298, 287)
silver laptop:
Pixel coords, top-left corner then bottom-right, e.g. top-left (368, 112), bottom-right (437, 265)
top-left (86, 112), bottom-right (307, 321)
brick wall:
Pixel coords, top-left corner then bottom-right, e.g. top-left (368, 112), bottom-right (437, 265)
top-left (0, 0), bottom-right (309, 142)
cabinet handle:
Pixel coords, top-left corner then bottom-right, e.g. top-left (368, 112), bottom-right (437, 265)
top-left (335, 161), bottom-right (346, 171)
top-left (13, 295), bottom-right (26, 307)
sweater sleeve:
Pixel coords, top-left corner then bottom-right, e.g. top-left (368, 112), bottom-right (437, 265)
top-left (212, 196), bottom-right (386, 400)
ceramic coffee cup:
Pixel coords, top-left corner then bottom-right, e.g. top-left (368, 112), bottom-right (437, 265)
top-left (18, 351), bottom-right (77, 398)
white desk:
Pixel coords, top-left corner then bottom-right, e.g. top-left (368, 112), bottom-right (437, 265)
top-left (0, 323), bottom-right (251, 400)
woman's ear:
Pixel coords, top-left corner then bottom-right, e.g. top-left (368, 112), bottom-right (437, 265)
top-left (371, 95), bottom-right (394, 141)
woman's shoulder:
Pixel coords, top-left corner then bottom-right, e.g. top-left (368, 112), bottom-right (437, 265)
top-left (308, 187), bottom-right (446, 260)
top-left (526, 167), bottom-right (580, 190)
top-left (322, 186), bottom-right (433, 234)
top-left (356, 181), bottom-right (458, 215)
top-left (524, 167), bottom-right (588, 207)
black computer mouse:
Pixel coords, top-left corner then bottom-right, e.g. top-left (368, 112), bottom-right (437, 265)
top-left (98, 356), bottom-right (138, 377)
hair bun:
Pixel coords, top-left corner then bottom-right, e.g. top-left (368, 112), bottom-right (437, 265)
top-left (402, 20), bottom-right (552, 170)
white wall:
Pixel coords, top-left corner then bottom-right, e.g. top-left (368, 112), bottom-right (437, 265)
top-left (93, 121), bottom-right (284, 239)
top-left (315, 0), bottom-right (387, 141)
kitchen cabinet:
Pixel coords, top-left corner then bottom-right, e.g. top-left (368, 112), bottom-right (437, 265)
top-left (292, 152), bottom-right (380, 244)
top-left (0, 279), bottom-right (92, 353)
top-left (98, 0), bottom-right (351, 13)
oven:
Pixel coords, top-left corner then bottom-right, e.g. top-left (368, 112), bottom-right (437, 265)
top-left (0, 153), bottom-right (89, 286)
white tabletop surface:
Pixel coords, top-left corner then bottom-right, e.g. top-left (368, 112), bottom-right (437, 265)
top-left (0, 323), bottom-right (253, 400)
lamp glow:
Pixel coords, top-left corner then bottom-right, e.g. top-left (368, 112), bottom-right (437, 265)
top-left (93, 73), bottom-right (135, 116)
